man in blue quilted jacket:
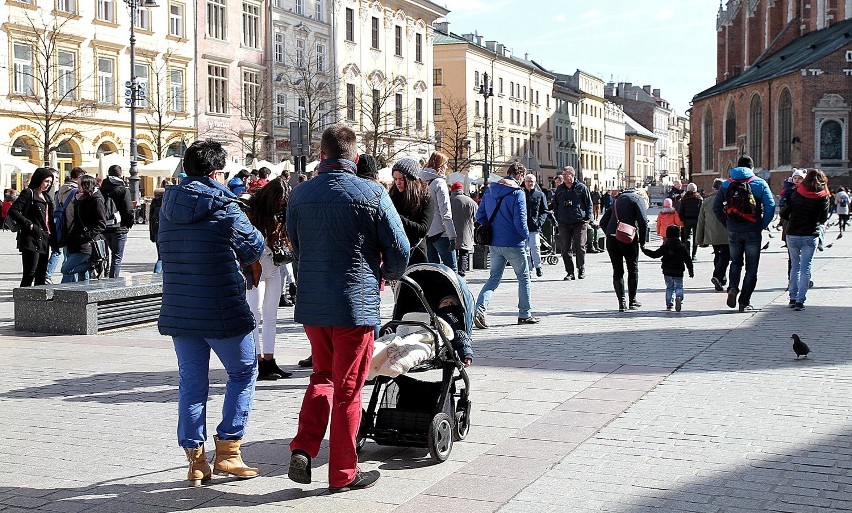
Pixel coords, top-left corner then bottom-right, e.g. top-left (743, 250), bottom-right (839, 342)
top-left (158, 140), bottom-right (266, 484)
top-left (473, 162), bottom-right (540, 329)
top-left (286, 124), bottom-right (409, 493)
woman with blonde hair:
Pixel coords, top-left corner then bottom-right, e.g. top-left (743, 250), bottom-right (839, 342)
top-left (419, 151), bottom-right (457, 270)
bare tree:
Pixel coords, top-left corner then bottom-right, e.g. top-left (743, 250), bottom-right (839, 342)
top-left (2, 14), bottom-right (97, 165)
top-left (434, 92), bottom-right (481, 174)
top-left (230, 70), bottom-right (271, 161)
top-left (140, 50), bottom-right (186, 160)
top-left (274, 34), bottom-right (341, 161)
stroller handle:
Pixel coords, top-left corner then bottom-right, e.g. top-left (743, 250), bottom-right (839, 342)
top-left (397, 275), bottom-right (435, 318)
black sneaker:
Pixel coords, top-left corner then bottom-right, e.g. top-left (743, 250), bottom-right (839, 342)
top-left (257, 360), bottom-right (280, 381)
top-left (578, 268), bottom-right (585, 279)
top-left (564, 273), bottom-right (575, 281)
top-left (535, 267), bottom-right (543, 278)
top-left (738, 304), bottom-right (754, 312)
top-left (474, 309), bottom-right (488, 329)
top-left (329, 470), bottom-right (380, 493)
top-left (788, 300), bottom-right (797, 308)
top-left (675, 297), bottom-right (682, 312)
top-left (517, 316), bottom-right (540, 325)
top-left (794, 302), bottom-right (804, 311)
top-left (726, 288), bottom-right (739, 308)
top-left (629, 299), bottom-right (642, 310)
top-left (298, 356), bottom-right (313, 368)
top-left (288, 450), bottom-right (311, 484)
top-left (711, 277), bottom-right (723, 292)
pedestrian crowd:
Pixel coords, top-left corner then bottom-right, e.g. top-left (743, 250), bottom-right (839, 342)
top-left (3, 123), bottom-right (846, 493)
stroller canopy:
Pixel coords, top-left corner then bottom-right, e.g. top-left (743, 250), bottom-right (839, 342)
top-left (392, 264), bottom-right (475, 336)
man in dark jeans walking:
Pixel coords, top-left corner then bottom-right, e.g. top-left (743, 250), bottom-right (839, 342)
top-left (712, 156), bottom-right (776, 312)
top-left (551, 166), bottom-right (592, 280)
top-left (100, 165), bottom-right (135, 278)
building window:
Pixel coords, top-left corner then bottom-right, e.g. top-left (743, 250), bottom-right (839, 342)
top-left (57, 0), bottom-right (76, 14)
top-left (316, 43), bottom-right (325, 72)
top-left (395, 93), bottom-right (403, 127)
top-left (498, 106), bottom-right (503, 122)
top-left (395, 25), bottom-right (402, 56)
top-left (415, 33), bottom-right (422, 63)
top-left (345, 8), bottom-right (354, 42)
top-left (314, 0), bottom-right (322, 21)
top-left (242, 2), bottom-right (260, 49)
top-left (498, 136), bottom-right (504, 156)
top-left (56, 50), bottom-right (76, 100)
top-left (297, 97), bottom-right (306, 120)
top-left (207, 63), bottom-right (228, 114)
top-left (346, 83), bottom-right (356, 121)
top-left (433, 68), bottom-right (443, 86)
top-left (169, 68), bottom-right (185, 112)
top-left (820, 120), bottom-right (843, 160)
top-left (274, 32), bottom-right (285, 64)
top-left (97, 56), bottom-right (114, 104)
top-left (474, 101), bottom-right (479, 118)
top-left (724, 102), bottom-right (736, 147)
top-left (207, 0), bottom-right (226, 39)
top-left (294, 0), bottom-right (302, 15)
top-left (134, 4), bottom-right (152, 27)
top-left (169, 3), bottom-right (185, 37)
top-left (748, 94), bottom-right (762, 167)
top-left (777, 89), bottom-right (792, 166)
top-left (702, 107), bottom-right (713, 171)
top-left (474, 71), bottom-right (479, 87)
top-left (97, 0), bottom-right (115, 22)
top-left (475, 132), bottom-right (481, 152)
top-left (295, 38), bottom-right (305, 68)
top-left (371, 17), bottom-right (380, 49)
top-left (243, 69), bottom-right (261, 119)
top-left (433, 98), bottom-right (441, 116)
top-left (275, 93), bottom-right (286, 127)
top-left (134, 63), bottom-right (149, 108)
top-left (415, 98), bottom-right (423, 131)
top-left (499, 77), bottom-right (503, 94)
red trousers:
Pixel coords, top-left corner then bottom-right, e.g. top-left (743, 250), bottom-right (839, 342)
top-left (290, 325), bottom-right (374, 487)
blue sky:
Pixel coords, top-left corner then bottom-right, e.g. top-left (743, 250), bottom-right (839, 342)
top-left (437, 0), bottom-right (720, 115)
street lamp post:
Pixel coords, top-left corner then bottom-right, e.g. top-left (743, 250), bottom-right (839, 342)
top-left (125, 0), bottom-right (159, 202)
top-left (478, 72), bottom-right (493, 187)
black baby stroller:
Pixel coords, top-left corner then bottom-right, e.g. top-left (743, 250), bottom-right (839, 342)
top-left (357, 263), bottom-right (473, 463)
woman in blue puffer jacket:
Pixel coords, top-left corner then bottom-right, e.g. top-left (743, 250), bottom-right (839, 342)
top-left (157, 140), bottom-right (266, 485)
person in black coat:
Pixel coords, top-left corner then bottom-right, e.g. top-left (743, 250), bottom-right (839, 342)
top-left (7, 168), bottom-right (58, 287)
top-left (678, 183), bottom-right (703, 260)
top-left (642, 225), bottom-right (694, 311)
top-left (523, 173), bottom-right (548, 277)
top-left (551, 166), bottom-right (593, 280)
top-left (61, 175), bottom-right (108, 282)
top-left (99, 164), bottom-right (135, 278)
top-left (149, 187), bottom-right (165, 273)
top-left (599, 188), bottom-right (649, 311)
top-left (389, 158), bottom-right (432, 265)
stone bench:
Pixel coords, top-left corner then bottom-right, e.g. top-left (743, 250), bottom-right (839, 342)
top-left (13, 274), bottom-right (163, 335)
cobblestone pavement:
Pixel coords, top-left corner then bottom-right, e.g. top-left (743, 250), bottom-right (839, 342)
top-left (0, 214), bottom-right (850, 513)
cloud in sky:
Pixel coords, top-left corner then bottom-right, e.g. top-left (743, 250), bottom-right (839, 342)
top-left (580, 9), bottom-right (601, 20)
top-left (554, 14), bottom-right (566, 23)
top-left (656, 8), bottom-right (674, 19)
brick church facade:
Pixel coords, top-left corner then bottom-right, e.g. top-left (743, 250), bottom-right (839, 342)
top-left (690, 0), bottom-right (852, 192)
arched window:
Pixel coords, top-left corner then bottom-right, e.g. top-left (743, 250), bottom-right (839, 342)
top-left (820, 120), bottom-right (843, 160)
top-left (777, 89), bottom-right (792, 166)
top-left (748, 94), bottom-right (762, 167)
top-left (703, 106), bottom-right (714, 171)
top-left (11, 137), bottom-right (34, 162)
top-left (724, 101), bottom-right (736, 147)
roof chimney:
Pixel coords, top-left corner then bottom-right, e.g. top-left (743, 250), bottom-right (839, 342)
top-left (462, 33), bottom-right (475, 42)
top-left (433, 21), bottom-right (449, 34)
top-left (642, 85), bottom-right (652, 94)
top-left (524, 52), bottom-right (529, 60)
top-left (485, 40), bottom-right (497, 51)
top-left (653, 88), bottom-right (661, 98)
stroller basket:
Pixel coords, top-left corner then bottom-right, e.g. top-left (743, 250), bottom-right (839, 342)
top-left (375, 375), bottom-right (444, 437)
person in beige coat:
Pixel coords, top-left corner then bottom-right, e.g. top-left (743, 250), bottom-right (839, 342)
top-left (449, 182), bottom-right (477, 276)
top-left (696, 178), bottom-right (730, 292)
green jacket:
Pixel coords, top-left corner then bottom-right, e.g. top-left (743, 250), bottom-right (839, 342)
top-left (696, 191), bottom-right (728, 246)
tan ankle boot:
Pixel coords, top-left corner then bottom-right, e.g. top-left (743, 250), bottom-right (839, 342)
top-left (213, 436), bottom-right (259, 479)
top-left (184, 446), bottom-right (212, 486)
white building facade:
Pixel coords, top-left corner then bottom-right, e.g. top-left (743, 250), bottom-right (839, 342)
top-left (603, 101), bottom-right (625, 191)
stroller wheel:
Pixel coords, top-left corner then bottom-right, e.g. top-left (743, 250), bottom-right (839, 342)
top-left (453, 400), bottom-right (471, 441)
top-left (546, 255), bottom-right (559, 265)
top-left (427, 413), bottom-right (453, 462)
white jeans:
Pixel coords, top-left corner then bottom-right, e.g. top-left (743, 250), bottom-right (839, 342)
top-left (246, 252), bottom-right (284, 355)
top-left (526, 231), bottom-right (542, 269)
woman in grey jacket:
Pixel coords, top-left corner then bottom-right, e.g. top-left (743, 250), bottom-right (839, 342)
top-left (420, 151), bottom-right (457, 271)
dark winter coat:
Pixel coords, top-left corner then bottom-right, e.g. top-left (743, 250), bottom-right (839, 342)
top-left (450, 191), bottom-right (477, 251)
top-left (475, 177), bottom-right (528, 247)
top-left (99, 176), bottom-right (135, 233)
top-left (391, 190), bottom-right (432, 263)
top-left (157, 176), bottom-right (265, 338)
top-left (524, 187), bottom-right (548, 233)
top-left (678, 194), bottom-right (703, 222)
top-left (66, 191), bottom-right (108, 255)
top-left (642, 239), bottom-right (694, 277)
top-left (148, 194), bottom-right (163, 243)
top-left (8, 188), bottom-right (57, 254)
top-left (780, 185), bottom-right (830, 237)
top-left (286, 158), bottom-right (410, 327)
top-left (599, 189), bottom-right (649, 245)
top-left (551, 180), bottom-right (592, 224)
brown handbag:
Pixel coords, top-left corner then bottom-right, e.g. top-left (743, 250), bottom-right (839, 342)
top-left (613, 198), bottom-right (637, 244)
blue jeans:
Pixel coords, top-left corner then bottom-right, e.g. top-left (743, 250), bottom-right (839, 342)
top-left (61, 252), bottom-right (91, 282)
top-left (46, 248), bottom-right (64, 280)
top-left (427, 235), bottom-right (457, 271)
top-left (475, 245), bottom-right (532, 318)
top-left (787, 235), bottom-right (817, 303)
top-left (102, 231), bottom-right (128, 278)
top-left (664, 275), bottom-right (684, 306)
top-left (728, 230), bottom-right (762, 307)
top-left (526, 231), bottom-right (541, 269)
top-left (173, 332), bottom-right (258, 449)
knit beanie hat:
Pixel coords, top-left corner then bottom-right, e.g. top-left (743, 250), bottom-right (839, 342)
top-left (686, 183), bottom-right (697, 193)
top-left (792, 169), bottom-right (806, 179)
top-left (392, 158), bottom-right (420, 181)
top-left (666, 225), bottom-right (681, 239)
top-left (356, 154), bottom-right (378, 180)
top-left (663, 198), bottom-right (673, 209)
top-left (450, 181), bottom-right (464, 191)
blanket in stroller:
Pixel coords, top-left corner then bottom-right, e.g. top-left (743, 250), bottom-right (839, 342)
top-left (368, 312), bottom-right (453, 379)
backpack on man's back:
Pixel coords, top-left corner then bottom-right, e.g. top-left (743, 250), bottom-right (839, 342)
top-left (725, 177), bottom-right (759, 223)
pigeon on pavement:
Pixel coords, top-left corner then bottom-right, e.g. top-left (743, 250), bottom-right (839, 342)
top-left (792, 334), bottom-right (810, 359)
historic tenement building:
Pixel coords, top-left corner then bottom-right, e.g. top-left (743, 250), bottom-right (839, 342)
top-left (691, 0), bottom-right (852, 191)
